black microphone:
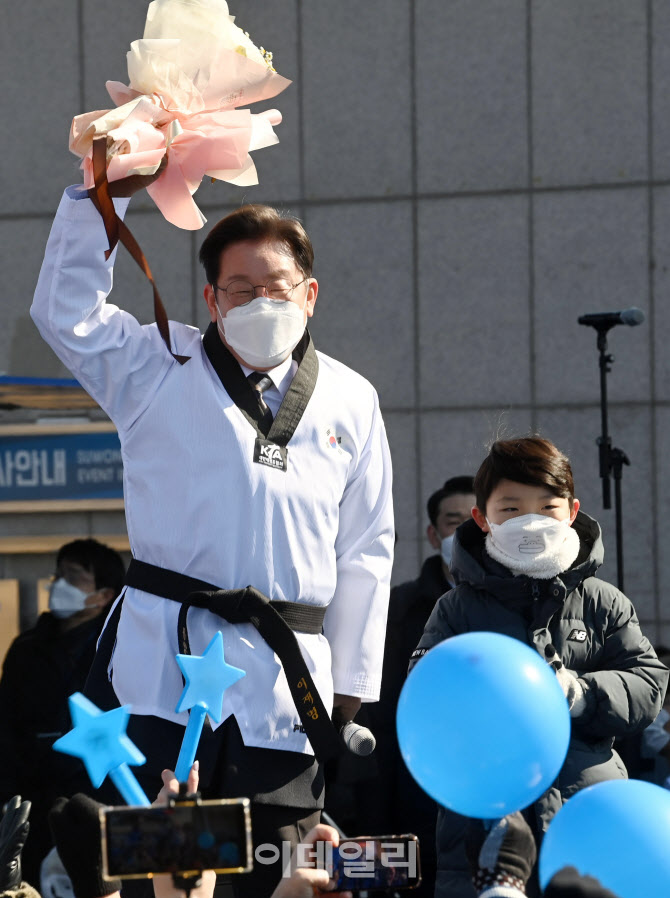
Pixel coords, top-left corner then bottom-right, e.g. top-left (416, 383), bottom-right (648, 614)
top-left (340, 720), bottom-right (376, 756)
top-left (577, 308), bottom-right (645, 329)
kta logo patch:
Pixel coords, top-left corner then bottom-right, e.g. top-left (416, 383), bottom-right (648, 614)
top-left (253, 438), bottom-right (288, 472)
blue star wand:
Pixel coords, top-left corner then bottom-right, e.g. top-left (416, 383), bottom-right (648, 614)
top-left (53, 693), bottom-right (150, 806)
top-left (174, 631), bottom-right (246, 783)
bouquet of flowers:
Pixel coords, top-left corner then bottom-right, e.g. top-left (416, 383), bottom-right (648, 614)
top-left (69, 0), bottom-right (291, 229)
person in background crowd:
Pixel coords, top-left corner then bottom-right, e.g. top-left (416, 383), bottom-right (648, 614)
top-left (0, 539), bottom-right (125, 885)
top-left (426, 477), bottom-right (477, 589)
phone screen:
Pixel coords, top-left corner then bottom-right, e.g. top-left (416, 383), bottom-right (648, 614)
top-left (328, 835), bottom-right (421, 892)
top-left (101, 799), bottom-right (252, 879)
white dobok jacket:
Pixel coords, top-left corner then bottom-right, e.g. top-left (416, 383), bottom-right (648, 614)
top-left (31, 189), bottom-right (395, 755)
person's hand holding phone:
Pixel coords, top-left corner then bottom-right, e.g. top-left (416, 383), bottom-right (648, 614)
top-left (153, 764), bottom-right (200, 807)
top-left (152, 765), bottom-right (217, 898)
top-left (270, 823), bottom-right (351, 898)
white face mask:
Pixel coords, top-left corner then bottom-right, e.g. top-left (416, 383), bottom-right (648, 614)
top-left (484, 513), bottom-right (580, 579)
top-left (217, 294), bottom-right (307, 369)
top-left (440, 533), bottom-right (455, 569)
top-left (48, 578), bottom-right (91, 619)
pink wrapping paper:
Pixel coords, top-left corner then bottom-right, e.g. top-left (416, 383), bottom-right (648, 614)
top-left (69, 0), bottom-right (291, 229)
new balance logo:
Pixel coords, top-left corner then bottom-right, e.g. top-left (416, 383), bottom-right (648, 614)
top-left (567, 629), bottom-right (587, 643)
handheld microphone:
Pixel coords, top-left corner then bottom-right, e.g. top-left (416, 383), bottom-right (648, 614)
top-left (340, 720), bottom-right (376, 756)
top-left (577, 308), bottom-right (645, 329)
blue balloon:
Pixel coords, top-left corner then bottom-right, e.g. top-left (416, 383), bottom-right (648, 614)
top-left (396, 631), bottom-right (570, 818)
top-left (539, 779), bottom-right (670, 897)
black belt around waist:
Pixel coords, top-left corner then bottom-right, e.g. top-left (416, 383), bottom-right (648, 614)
top-left (125, 559), bottom-right (326, 633)
top-left (124, 559), bottom-right (340, 762)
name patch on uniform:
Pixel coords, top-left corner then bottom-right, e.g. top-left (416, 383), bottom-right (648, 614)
top-left (567, 628), bottom-right (587, 643)
top-left (253, 438), bottom-right (288, 472)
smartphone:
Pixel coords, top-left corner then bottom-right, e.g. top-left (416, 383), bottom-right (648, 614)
top-left (327, 834), bottom-right (421, 892)
top-left (100, 798), bottom-right (252, 879)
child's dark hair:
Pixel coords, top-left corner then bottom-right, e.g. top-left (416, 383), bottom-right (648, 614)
top-left (474, 437), bottom-right (575, 512)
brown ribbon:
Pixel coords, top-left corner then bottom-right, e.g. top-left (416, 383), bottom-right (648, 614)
top-left (87, 137), bottom-right (190, 365)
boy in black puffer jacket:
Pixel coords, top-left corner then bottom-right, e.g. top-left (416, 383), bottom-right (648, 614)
top-left (411, 437), bottom-right (668, 898)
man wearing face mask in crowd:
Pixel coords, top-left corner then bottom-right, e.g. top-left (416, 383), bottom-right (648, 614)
top-left (30, 173), bottom-right (394, 898)
top-left (426, 476), bottom-right (476, 588)
top-left (0, 538), bottom-right (125, 886)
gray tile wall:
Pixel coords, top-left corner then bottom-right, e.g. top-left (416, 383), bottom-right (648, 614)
top-left (2, 1), bottom-right (667, 640)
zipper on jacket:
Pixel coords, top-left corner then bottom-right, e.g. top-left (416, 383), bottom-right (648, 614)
top-left (531, 583), bottom-right (540, 600)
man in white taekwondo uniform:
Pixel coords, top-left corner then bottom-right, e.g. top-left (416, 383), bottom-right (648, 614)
top-left (31, 173), bottom-right (394, 896)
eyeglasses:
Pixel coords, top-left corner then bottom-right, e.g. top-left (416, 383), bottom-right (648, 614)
top-left (213, 277), bottom-right (308, 305)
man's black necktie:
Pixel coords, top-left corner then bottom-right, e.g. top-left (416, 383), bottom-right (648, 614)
top-left (247, 371), bottom-right (274, 433)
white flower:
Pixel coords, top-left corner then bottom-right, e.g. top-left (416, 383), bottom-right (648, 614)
top-left (120, 0), bottom-right (283, 113)
top-left (144, 0), bottom-right (269, 69)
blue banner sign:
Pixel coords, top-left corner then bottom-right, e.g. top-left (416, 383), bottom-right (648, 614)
top-left (0, 431), bottom-right (123, 502)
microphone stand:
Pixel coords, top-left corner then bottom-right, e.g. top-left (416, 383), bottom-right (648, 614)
top-left (594, 327), bottom-right (629, 591)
